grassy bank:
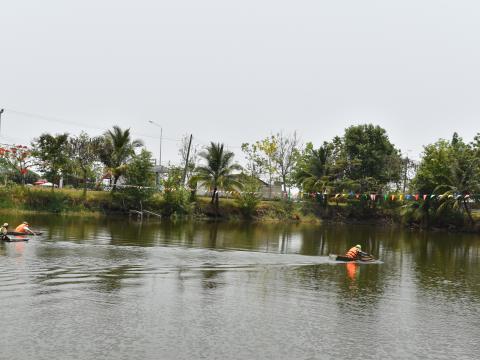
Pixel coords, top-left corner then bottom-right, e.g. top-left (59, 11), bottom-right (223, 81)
top-left (0, 186), bottom-right (316, 222)
top-left (2, 186), bottom-right (479, 231)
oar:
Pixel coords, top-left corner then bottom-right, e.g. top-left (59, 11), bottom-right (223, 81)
top-left (359, 252), bottom-right (375, 261)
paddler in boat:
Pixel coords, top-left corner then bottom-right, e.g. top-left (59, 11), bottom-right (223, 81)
top-left (1, 223), bottom-right (9, 241)
top-left (14, 221), bottom-right (35, 235)
top-left (344, 244), bottom-right (369, 260)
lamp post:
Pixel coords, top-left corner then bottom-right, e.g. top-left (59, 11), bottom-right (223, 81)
top-left (403, 149), bottom-right (413, 194)
top-left (0, 109), bottom-right (4, 136)
top-left (148, 120), bottom-right (162, 168)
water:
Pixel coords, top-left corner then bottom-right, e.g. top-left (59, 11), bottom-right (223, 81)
top-left (1, 215), bottom-right (479, 360)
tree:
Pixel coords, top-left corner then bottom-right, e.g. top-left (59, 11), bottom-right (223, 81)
top-left (178, 134), bottom-right (198, 185)
top-left (122, 149), bottom-right (156, 208)
top-left (161, 165), bottom-right (192, 216)
top-left (241, 142), bottom-right (266, 178)
top-left (412, 133), bottom-right (480, 225)
top-left (195, 142), bottom-right (242, 206)
top-left (0, 145), bottom-right (35, 185)
top-left (412, 137), bottom-right (461, 194)
top-left (99, 126), bottom-right (143, 190)
top-left (235, 175), bottom-right (263, 219)
top-left (294, 142), bottom-right (332, 197)
top-left (271, 131), bottom-right (301, 193)
top-left (341, 124), bottom-right (402, 192)
top-left (413, 133), bottom-right (480, 224)
top-left (69, 132), bottom-right (102, 197)
top-left (241, 136), bottom-right (278, 198)
top-left (31, 133), bottom-right (71, 190)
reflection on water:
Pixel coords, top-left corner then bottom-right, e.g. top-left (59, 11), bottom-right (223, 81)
top-left (1, 214), bottom-right (480, 360)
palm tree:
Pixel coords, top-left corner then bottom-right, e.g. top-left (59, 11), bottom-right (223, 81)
top-left (294, 145), bottom-right (332, 206)
top-left (434, 154), bottom-right (480, 225)
top-left (99, 126), bottom-right (144, 189)
top-left (195, 142), bottom-right (242, 205)
top-left (296, 146), bottom-right (330, 191)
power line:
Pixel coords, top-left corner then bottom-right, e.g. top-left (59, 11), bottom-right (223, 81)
top-left (3, 108), bottom-right (182, 142)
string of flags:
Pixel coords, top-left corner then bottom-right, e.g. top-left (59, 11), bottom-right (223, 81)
top-left (104, 185), bottom-right (476, 202)
top-left (301, 191), bottom-right (475, 202)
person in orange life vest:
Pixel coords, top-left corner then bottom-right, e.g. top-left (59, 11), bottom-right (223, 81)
top-left (1, 223), bottom-right (9, 241)
top-left (345, 244), bottom-right (367, 260)
top-left (15, 221), bottom-right (35, 235)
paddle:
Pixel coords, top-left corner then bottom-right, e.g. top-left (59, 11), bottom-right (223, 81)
top-left (360, 253), bottom-right (376, 261)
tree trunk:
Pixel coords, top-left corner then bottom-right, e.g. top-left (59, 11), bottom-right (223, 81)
top-left (112, 175), bottom-right (119, 191)
top-left (215, 191), bottom-right (219, 217)
top-left (463, 199), bottom-right (474, 225)
top-left (83, 169), bottom-right (88, 198)
top-left (282, 174), bottom-right (287, 193)
top-left (268, 173), bottom-right (272, 199)
top-left (211, 187), bottom-right (217, 204)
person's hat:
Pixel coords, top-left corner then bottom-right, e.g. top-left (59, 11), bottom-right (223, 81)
top-left (23, 221), bottom-right (28, 225)
top-left (3, 223), bottom-right (8, 227)
top-left (355, 244), bottom-right (362, 249)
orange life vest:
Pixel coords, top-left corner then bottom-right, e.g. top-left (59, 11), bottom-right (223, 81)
top-left (345, 246), bottom-right (360, 259)
top-left (15, 224), bottom-right (29, 233)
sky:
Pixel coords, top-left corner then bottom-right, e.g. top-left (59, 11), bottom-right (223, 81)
top-left (1, 0), bottom-right (480, 165)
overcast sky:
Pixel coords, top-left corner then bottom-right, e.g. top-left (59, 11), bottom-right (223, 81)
top-left (1, 0), bottom-right (479, 164)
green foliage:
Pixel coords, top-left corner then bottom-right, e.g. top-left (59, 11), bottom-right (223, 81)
top-left (0, 186), bottom-right (112, 213)
top-left (235, 176), bottom-right (262, 218)
top-left (31, 133), bottom-right (71, 189)
top-left (195, 142), bottom-right (242, 203)
top-left (293, 124), bottom-right (401, 204)
top-left (294, 142), bottom-right (332, 202)
top-left (412, 139), bottom-right (455, 194)
top-left (241, 137), bottom-right (278, 197)
top-left (160, 166), bottom-right (192, 217)
top-left (1, 169), bottom-right (39, 185)
top-left (242, 132), bottom-right (300, 194)
top-left (99, 126), bottom-right (144, 188)
top-left (401, 199), bottom-right (465, 228)
top-left (341, 124), bottom-right (402, 191)
top-left (119, 149), bottom-right (156, 208)
top-left (69, 132), bottom-right (103, 197)
top-left (412, 133), bottom-right (480, 225)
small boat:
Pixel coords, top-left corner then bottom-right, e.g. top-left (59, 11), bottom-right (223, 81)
top-left (7, 231), bottom-right (42, 236)
top-left (329, 254), bottom-right (376, 262)
top-left (2, 237), bottom-right (30, 242)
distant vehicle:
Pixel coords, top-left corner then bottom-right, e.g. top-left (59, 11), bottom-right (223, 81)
top-left (33, 180), bottom-right (48, 185)
top-left (38, 182), bottom-right (58, 188)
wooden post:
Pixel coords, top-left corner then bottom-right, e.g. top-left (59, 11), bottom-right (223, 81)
top-left (182, 134), bottom-right (193, 186)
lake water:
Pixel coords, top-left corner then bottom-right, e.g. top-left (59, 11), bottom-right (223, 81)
top-left (1, 215), bottom-right (479, 360)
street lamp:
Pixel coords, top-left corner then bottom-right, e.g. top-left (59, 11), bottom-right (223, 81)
top-left (148, 120), bottom-right (162, 168)
top-left (0, 109), bottom-right (4, 137)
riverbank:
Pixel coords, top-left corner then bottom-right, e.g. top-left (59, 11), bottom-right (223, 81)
top-left (2, 186), bottom-right (479, 232)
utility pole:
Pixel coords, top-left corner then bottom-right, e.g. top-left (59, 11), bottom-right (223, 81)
top-left (159, 127), bottom-right (162, 168)
top-left (0, 109), bottom-right (4, 136)
top-left (403, 156), bottom-right (409, 194)
top-left (182, 134), bottom-right (193, 186)
top-left (148, 120), bottom-right (163, 167)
